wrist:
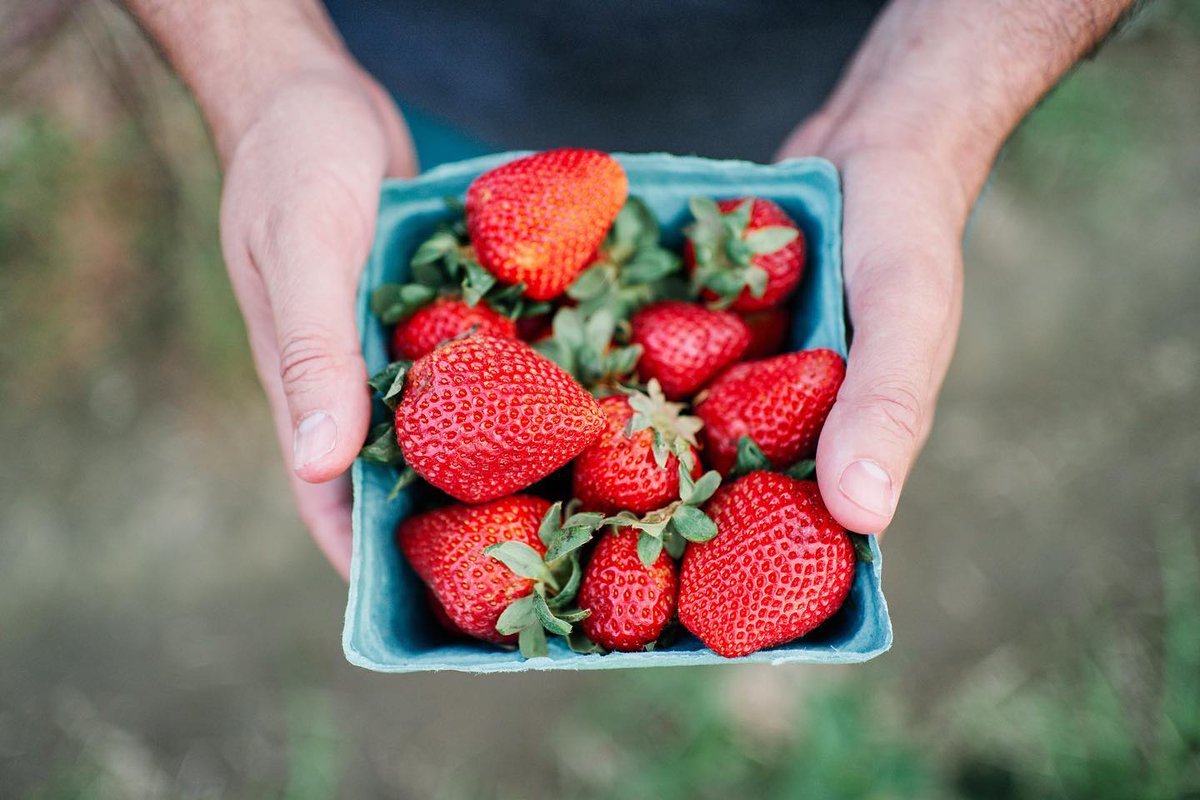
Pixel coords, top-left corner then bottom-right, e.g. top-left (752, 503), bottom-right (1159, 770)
top-left (124, 0), bottom-right (357, 164)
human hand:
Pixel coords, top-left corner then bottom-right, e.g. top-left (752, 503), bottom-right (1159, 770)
top-left (218, 67), bottom-right (415, 578)
top-left (776, 128), bottom-right (969, 536)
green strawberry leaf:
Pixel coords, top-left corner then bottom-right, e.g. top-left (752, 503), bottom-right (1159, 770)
top-left (461, 260), bottom-right (497, 306)
top-left (688, 196), bottom-right (723, 228)
top-left (725, 198), bottom-right (754, 235)
top-left (367, 361), bottom-right (408, 397)
top-left (532, 591), bottom-right (573, 636)
top-left (545, 524), bottom-right (598, 563)
top-left (547, 552), bottom-right (584, 608)
top-left (744, 266), bottom-right (770, 299)
top-left (409, 230), bottom-right (460, 267)
top-left (622, 249), bottom-right (679, 285)
top-left (637, 531), bottom-right (665, 567)
top-left (496, 594), bottom-right (537, 636)
top-left (552, 307), bottom-right (587, 353)
top-left (687, 470), bottom-right (722, 506)
top-left (385, 467), bottom-right (419, 501)
top-left (484, 542), bottom-right (558, 589)
top-left (670, 504), bottom-right (719, 543)
top-left (537, 501), bottom-right (564, 546)
top-left (566, 628), bottom-right (606, 654)
top-left (568, 264), bottom-right (612, 301)
top-left (562, 511), bottom-right (607, 530)
top-left (677, 462), bottom-right (697, 504)
top-left (849, 532), bottom-right (875, 563)
top-left (664, 530), bottom-right (687, 560)
top-left (359, 423), bottom-right (404, 466)
top-left (554, 607), bottom-right (592, 624)
top-left (518, 624), bottom-right (549, 658)
top-left (731, 435), bottom-right (772, 477)
top-left (604, 345), bottom-right (643, 378)
top-left (744, 225), bottom-right (799, 255)
top-left (784, 459), bottom-right (817, 481)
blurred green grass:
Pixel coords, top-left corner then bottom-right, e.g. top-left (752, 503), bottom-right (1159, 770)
top-left (2, 1), bottom-right (1199, 798)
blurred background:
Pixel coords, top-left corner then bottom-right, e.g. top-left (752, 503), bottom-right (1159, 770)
top-left (2, 1), bottom-right (1199, 798)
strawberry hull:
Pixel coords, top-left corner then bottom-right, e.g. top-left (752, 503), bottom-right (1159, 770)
top-left (346, 152), bottom-right (891, 673)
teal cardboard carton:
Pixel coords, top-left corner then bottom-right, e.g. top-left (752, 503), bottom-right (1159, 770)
top-left (344, 153), bottom-right (891, 673)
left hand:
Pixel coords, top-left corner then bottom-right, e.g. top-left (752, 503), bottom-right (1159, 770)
top-left (776, 123), bottom-right (973, 536)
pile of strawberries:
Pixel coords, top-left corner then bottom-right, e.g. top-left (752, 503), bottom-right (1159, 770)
top-left (361, 149), bottom-right (870, 659)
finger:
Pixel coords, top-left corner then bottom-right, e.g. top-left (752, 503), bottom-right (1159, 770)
top-left (290, 472), bottom-right (353, 580)
top-left (816, 162), bottom-right (963, 535)
top-left (239, 290), bottom-right (354, 580)
top-left (230, 115), bottom-right (386, 485)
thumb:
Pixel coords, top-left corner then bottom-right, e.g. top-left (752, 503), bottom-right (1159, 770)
top-left (815, 162), bottom-right (964, 534)
top-left (254, 172), bottom-right (377, 484)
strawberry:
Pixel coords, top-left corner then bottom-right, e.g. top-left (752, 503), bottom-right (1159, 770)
top-left (386, 334), bottom-right (606, 503)
top-left (398, 496), bottom-right (589, 656)
top-left (578, 529), bottom-right (678, 651)
top-left (695, 348), bottom-right (845, 475)
top-left (398, 496), bottom-right (552, 644)
top-left (572, 382), bottom-right (702, 514)
top-left (466, 149), bottom-right (629, 301)
top-left (391, 296), bottom-right (517, 360)
top-left (629, 301), bottom-right (751, 400)
top-left (424, 587), bottom-right (465, 637)
top-left (739, 307), bottom-right (791, 359)
top-left (677, 471), bottom-right (856, 658)
top-left (685, 197), bottom-right (805, 312)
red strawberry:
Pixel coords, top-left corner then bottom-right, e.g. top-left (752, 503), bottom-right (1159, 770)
top-left (424, 588), bottom-right (465, 637)
top-left (695, 348), bottom-right (844, 475)
top-left (572, 383), bottom-right (703, 514)
top-left (398, 496), bottom-right (552, 644)
top-left (579, 529), bottom-right (678, 651)
top-left (391, 297), bottom-right (517, 360)
top-left (629, 301), bottom-right (751, 400)
top-left (466, 149), bottom-right (629, 301)
top-left (678, 472), bottom-right (855, 657)
top-left (739, 307), bottom-right (791, 359)
top-left (394, 334), bottom-right (605, 503)
top-left (686, 197), bottom-right (805, 312)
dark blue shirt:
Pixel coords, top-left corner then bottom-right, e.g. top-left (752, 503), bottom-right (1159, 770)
top-left (325, 1), bottom-right (885, 162)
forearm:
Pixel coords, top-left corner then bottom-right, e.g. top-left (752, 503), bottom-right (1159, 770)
top-left (815, 0), bottom-right (1135, 209)
top-left (120, 0), bottom-right (353, 162)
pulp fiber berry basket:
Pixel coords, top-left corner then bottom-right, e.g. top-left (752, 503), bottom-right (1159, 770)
top-left (344, 152), bottom-right (892, 673)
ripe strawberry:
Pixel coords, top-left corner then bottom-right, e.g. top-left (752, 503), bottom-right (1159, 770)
top-left (629, 301), bottom-right (751, 400)
top-left (686, 197), bottom-right (805, 312)
top-left (678, 471), bottom-right (856, 657)
top-left (466, 149), bottom-right (629, 301)
top-left (398, 496), bottom-right (552, 644)
top-left (579, 529), bottom-right (678, 651)
top-left (391, 297), bottom-right (517, 360)
top-left (739, 307), bottom-right (791, 359)
top-left (394, 335), bottom-right (605, 503)
top-left (695, 348), bottom-right (845, 475)
top-left (572, 383), bottom-right (703, 514)
top-left (424, 588), bottom-right (465, 637)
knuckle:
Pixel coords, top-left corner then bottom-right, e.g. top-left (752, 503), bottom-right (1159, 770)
top-left (855, 377), bottom-right (925, 445)
top-left (277, 328), bottom-right (347, 395)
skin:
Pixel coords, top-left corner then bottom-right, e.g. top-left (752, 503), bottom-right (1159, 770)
top-left (123, 0), bottom-right (1133, 578)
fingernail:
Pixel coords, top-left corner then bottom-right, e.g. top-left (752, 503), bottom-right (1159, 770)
top-left (838, 459), bottom-right (895, 517)
top-left (294, 411), bottom-right (337, 470)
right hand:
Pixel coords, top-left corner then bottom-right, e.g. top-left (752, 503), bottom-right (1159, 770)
top-left (218, 65), bottom-right (415, 578)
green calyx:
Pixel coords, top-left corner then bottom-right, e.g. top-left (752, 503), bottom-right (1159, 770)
top-left (484, 502), bottom-right (599, 658)
top-left (534, 307), bottom-right (643, 391)
top-left (625, 380), bottom-right (703, 470)
top-left (727, 436), bottom-right (873, 563)
top-left (606, 457), bottom-right (722, 567)
top-left (359, 361), bottom-right (419, 500)
top-left (567, 197), bottom-right (686, 319)
top-left (370, 197), bottom-right (551, 324)
top-left (685, 196), bottom-right (798, 308)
